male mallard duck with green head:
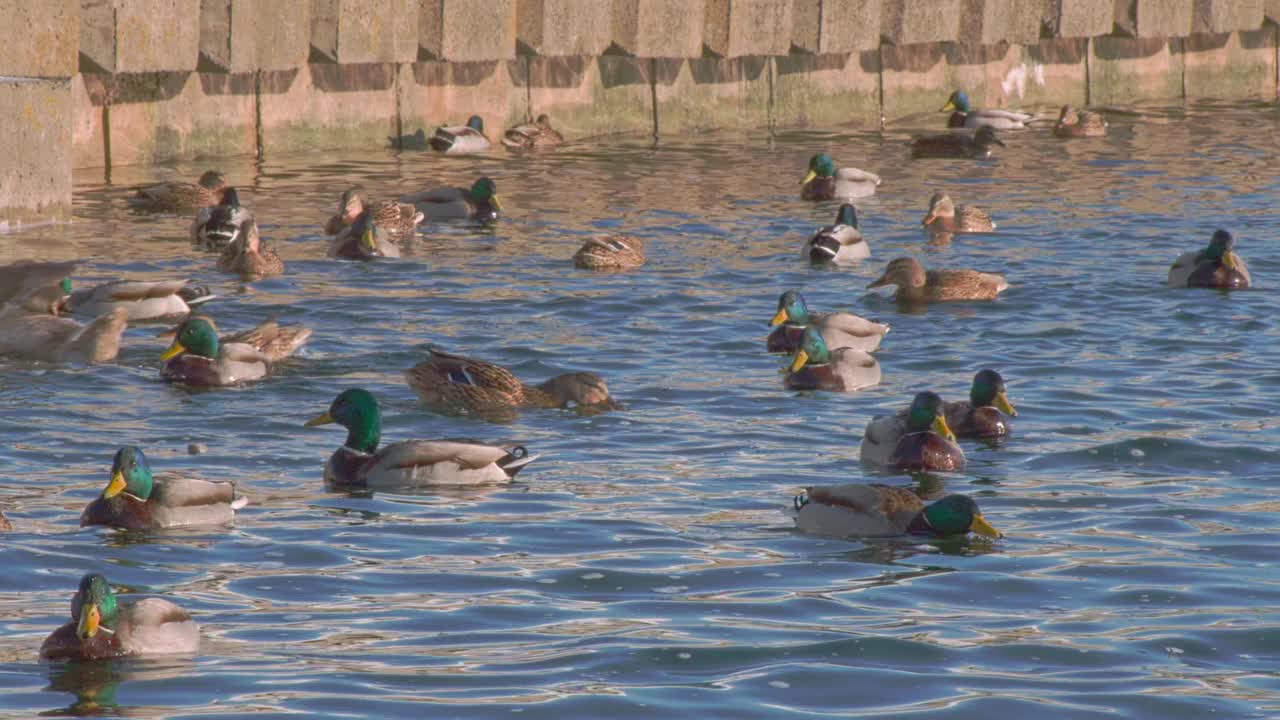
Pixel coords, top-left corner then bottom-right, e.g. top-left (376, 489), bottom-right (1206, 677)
top-left (868, 257), bottom-right (1008, 302)
top-left (53, 276), bottom-right (214, 322)
top-left (160, 316), bottom-right (311, 386)
top-left (1053, 105), bottom-right (1108, 137)
top-left (39, 573), bottom-right (199, 661)
top-left (132, 170), bottom-right (227, 213)
top-left (800, 153), bottom-right (881, 200)
top-left (793, 484), bottom-right (1001, 539)
top-left (574, 235), bottom-right (646, 270)
top-left (922, 192), bottom-right (996, 234)
top-left (305, 388), bottom-right (537, 487)
top-left (860, 391), bottom-right (965, 471)
top-left (804, 203), bottom-right (869, 264)
top-left (941, 90), bottom-right (1035, 130)
top-left (80, 446), bottom-right (247, 530)
top-left (407, 349), bottom-right (618, 416)
top-left (767, 291), bottom-right (888, 354)
top-left (944, 369), bottom-right (1017, 439)
top-left (503, 114), bottom-right (565, 150)
top-left (429, 115), bottom-right (491, 154)
top-left (784, 326), bottom-right (881, 392)
top-left (1168, 230), bottom-right (1252, 289)
top-left (911, 126), bottom-right (1006, 159)
top-left (191, 188), bottom-right (253, 251)
top-left (401, 177), bottom-right (502, 221)
top-left (323, 186), bottom-right (423, 241)
top-left (329, 212), bottom-right (400, 260)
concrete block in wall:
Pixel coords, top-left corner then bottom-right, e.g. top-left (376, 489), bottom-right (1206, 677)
top-left (881, 0), bottom-right (961, 45)
top-left (791, 0), bottom-right (879, 54)
top-left (0, 0), bottom-right (78, 77)
top-left (517, 0), bottom-right (613, 56)
top-left (310, 0), bottom-right (417, 64)
top-left (200, 0), bottom-right (312, 72)
top-left (1043, 0), bottom-right (1113, 37)
top-left (1268, 0), bottom-right (1280, 23)
top-left (1184, 26), bottom-right (1276, 97)
top-left (612, 0), bottom-right (704, 58)
top-left (959, 0), bottom-right (1041, 45)
top-left (106, 71), bottom-right (257, 165)
top-left (703, 0), bottom-right (793, 57)
top-left (1113, 0), bottom-right (1194, 37)
top-left (420, 0), bottom-right (516, 61)
top-left (0, 79), bottom-right (72, 227)
top-left (261, 62), bottom-right (399, 152)
top-left (1192, 0), bottom-right (1264, 33)
top-left (81, 0), bottom-right (200, 73)
top-left (526, 56), bottom-right (653, 136)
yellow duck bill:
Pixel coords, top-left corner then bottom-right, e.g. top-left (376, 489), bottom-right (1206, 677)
top-left (304, 411), bottom-right (335, 427)
top-left (102, 471), bottom-right (127, 499)
top-left (788, 349), bottom-right (810, 374)
top-left (995, 391), bottom-right (1017, 416)
top-left (969, 513), bottom-right (1002, 538)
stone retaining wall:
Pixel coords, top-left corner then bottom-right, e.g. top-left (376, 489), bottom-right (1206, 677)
top-left (2, 0), bottom-right (1278, 227)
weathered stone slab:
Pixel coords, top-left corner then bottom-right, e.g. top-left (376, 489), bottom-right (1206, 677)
top-left (310, 0), bottom-right (417, 64)
top-left (612, 0), bottom-right (704, 58)
top-left (0, 0), bottom-right (78, 78)
top-left (1267, 0), bottom-right (1280, 23)
top-left (959, 0), bottom-right (1042, 45)
top-left (1183, 28), bottom-right (1276, 98)
top-left (106, 71), bottom-right (257, 165)
top-left (517, 0), bottom-right (613, 56)
top-left (1113, 0), bottom-right (1194, 38)
top-left (261, 63), bottom-right (397, 152)
top-left (1192, 0), bottom-right (1264, 33)
top-left (200, 0), bottom-right (311, 72)
top-left (881, 0), bottom-right (961, 45)
top-left (791, 0), bottom-right (879, 54)
top-left (1090, 36), bottom-right (1182, 103)
top-left (654, 56), bottom-right (770, 131)
top-left (1043, 0), bottom-right (1114, 38)
top-left (71, 73), bottom-right (106, 169)
top-left (0, 79), bottom-right (71, 227)
top-left (81, 0), bottom-right (200, 74)
top-left (420, 0), bottom-right (516, 61)
top-left (526, 55), bottom-right (653, 136)
top-left (399, 59), bottom-right (525, 144)
top-left (703, 0), bottom-right (793, 58)
top-left (773, 52), bottom-right (880, 127)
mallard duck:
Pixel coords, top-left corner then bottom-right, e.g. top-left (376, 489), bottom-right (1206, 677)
top-left (860, 391), bottom-right (964, 471)
top-left (406, 349), bottom-right (618, 415)
top-left (944, 369), bottom-right (1017, 439)
top-left (922, 192), bottom-right (996, 233)
top-left (801, 153), bottom-right (881, 200)
top-left (804, 203), bottom-right (869, 264)
top-left (400, 177), bottom-right (501, 221)
top-left (217, 222), bottom-right (284, 278)
top-left (941, 90), bottom-right (1035, 130)
top-left (0, 305), bottom-right (127, 363)
top-left (767, 291), bottom-right (888, 354)
top-left (39, 573), bottom-right (199, 661)
top-left (793, 484), bottom-right (1001, 539)
top-left (305, 388), bottom-right (537, 487)
top-left (0, 260), bottom-right (79, 309)
top-left (80, 446), bottom-right (247, 530)
top-left (784, 326), bottom-right (881, 392)
top-left (574, 235), bottom-right (646, 270)
top-left (328, 212), bottom-right (400, 260)
top-left (57, 278), bottom-right (215, 321)
top-left (1168, 230), bottom-right (1251, 289)
top-left (160, 316), bottom-right (311, 386)
top-left (191, 188), bottom-right (253, 251)
top-left (323, 186), bottom-right (423, 241)
top-left (911, 126), bottom-right (1005, 159)
top-left (131, 170), bottom-right (226, 213)
top-left (1053, 105), bottom-right (1108, 137)
top-left (429, 115), bottom-right (491, 154)
top-left (502, 114), bottom-right (565, 150)
top-left (868, 257), bottom-right (1008, 302)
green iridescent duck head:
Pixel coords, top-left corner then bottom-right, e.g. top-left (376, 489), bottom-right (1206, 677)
top-left (770, 291), bottom-right (813, 328)
top-left (71, 573), bottom-right (120, 640)
top-left (802, 153), bottom-right (836, 185)
top-left (789, 326), bottom-right (832, 373)
top-left (905, 391), bottom-right (956, 442)
top-left (101, 446), bottom-right (154, 501)
top-left (160, 317), bottom-right (219, 360)
top-left (970, 369), bottom-right (1016, 415)
top-left (305, 388), bottom-right (382, 454)
top-left (921, 494), bottom-right (1001, 537)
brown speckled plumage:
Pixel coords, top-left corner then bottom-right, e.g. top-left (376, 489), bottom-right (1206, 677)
top-left (324, 187), bottom-right (423, 241)
top-left (868, 257), bottom-right (1008, 302)
top-left (407, 350), bottom-right (618, 416)
top-left (922, 192), bottom-right (995, 233)
top-left (132, 170), bottom-right (226, 212)
top-left (502, 114), bottom-right (565, 150)
top-left (573, 235), bottom-right (646, 270)
top-left (217, 221), bottom-right (284, 278)
top-left (1053, 105), bottom-right (1108, 138)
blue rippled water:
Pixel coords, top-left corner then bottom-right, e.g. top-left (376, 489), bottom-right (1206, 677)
top-left (1, 100), bottom-right (1279, 718)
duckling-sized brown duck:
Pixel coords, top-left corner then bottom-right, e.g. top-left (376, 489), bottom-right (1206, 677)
top-left (793, 484), bottom-right (1000, 539)
top-left (407, 349), bottom-right (618, 416)
top-left (132, 170), bottom-right (226, 213)
top-left (922, 192), bottom-right (996, 233)
top-left (784, 326), bottom-right (881, 392)
top-left (911, 126), bottom-right (1005, 159)
top-left (860, 391), bottom-right (965, 471)
top-left (329, 212), bottom-right (400, 260)
top-left (944, 369), bottom-right (1017, 439)
top-left (868, 257), bottom-right (1008, 302)
top-left (217, 219), bottom-right (283, 278)
top-left (767, 290), bottom-right (888, 354)
top-left (1053, 105), bottom-right (1108, 137)
top-left (160, 316), bottom-right (311, 386)
top-left (502, 114), bottom-right (565, 150)
top-left (39, 573), bottom-right (199, 661)
top-left (1168, 230), bottom-right (1251, 289)
top-left (574, 235), bottom-right (646, 270)
top-left (80, 446), bottom-right (248, 530)
top-left (323, 186), bottom-right (423, 241)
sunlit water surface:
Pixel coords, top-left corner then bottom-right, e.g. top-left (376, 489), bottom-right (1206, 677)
top-left (1, 101), bottom-right (1280, 718)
